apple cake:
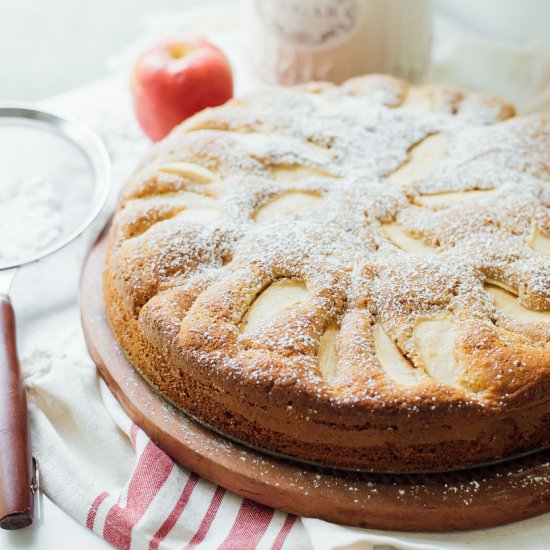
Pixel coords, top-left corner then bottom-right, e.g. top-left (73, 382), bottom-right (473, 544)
top-left (104, 74), bottom-right (550, 472)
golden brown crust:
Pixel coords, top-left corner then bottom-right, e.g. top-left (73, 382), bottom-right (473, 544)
top-left (104, 74), bottom-right (550, 472)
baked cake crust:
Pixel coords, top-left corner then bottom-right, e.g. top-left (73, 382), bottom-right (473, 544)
top-left (104, 74), bottom-right (550, 472)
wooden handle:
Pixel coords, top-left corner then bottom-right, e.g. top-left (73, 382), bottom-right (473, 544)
top-left (0, 294), bottom-right (33, 530)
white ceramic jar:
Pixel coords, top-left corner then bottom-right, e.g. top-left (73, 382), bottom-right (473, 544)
top-left (244, 0), bottom-right (433, 85)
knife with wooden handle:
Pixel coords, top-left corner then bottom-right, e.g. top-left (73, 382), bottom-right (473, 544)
top-left (0, 294), bottom-right (34, 530)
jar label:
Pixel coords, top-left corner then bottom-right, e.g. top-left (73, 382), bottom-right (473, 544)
top-left (255, 0), bottom-right (362, 50)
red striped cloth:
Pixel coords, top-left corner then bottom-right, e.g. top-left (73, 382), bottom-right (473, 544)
top-left (84, 423), bottom-right (301, 550)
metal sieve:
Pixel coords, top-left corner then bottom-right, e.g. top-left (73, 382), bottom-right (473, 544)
top-left (0, 104), bottom-right (111, 529)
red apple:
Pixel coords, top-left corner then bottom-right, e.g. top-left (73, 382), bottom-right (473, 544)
top-left (131, 36), bottom-right (233, 141)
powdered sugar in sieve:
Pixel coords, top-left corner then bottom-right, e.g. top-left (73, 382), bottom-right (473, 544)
top-left (0, 120), bottom-right (95, 263)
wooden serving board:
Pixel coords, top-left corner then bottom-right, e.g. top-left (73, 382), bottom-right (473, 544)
top-left (81, 226), bottom-right (550, 532)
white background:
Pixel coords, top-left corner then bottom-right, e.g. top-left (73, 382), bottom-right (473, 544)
top-left (0, 0), bottom-right (220, 101)
top-left (2, 0), bottom-right (550, 103)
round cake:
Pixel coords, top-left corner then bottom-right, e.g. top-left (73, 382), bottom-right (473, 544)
top-left (104, 74), bottom-right (550, 472)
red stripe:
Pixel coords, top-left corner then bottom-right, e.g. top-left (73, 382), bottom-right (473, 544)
top-left (218, 499), bottom-right (275, 550)
top-left (130, 423), bottom-right (139, 448)
top-left (103, 440), bottom-right (174, 550)
top-left (149, 473), bottom-right (199, 550)
top-left (272, 514), bottom-right (297, 550)
top-left (86, 492), bottom-right (109, 530)
top-left (185, 486), bottom-right (226, 549)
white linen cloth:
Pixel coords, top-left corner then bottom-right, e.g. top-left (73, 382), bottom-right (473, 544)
top-left (8, 3), bottom-right (550, 547)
